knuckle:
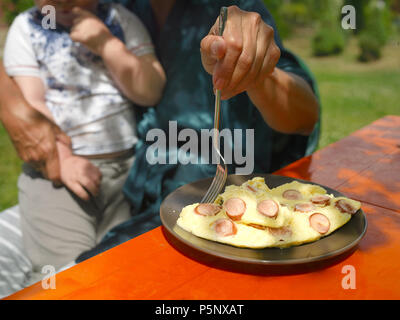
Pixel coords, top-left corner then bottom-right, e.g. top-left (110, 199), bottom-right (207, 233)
top-left (265, 24), bottom-right (275, 38)
top-left (238, 53), bottom-right (253, 71)
top-left (226, 36), bottom-right (243, 53)
top-left (42, 141), bottom-right (54, 154)
top-left (250, 12), bottom-right (261, 27)
top-left (228, 5), bottom-right (240, 12)
top-left (270, 44), bottom-right (281, 63)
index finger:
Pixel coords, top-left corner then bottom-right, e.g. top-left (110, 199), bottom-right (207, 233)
top-left (212, 7), bottom-right (243, 90)
top-left (200, 35), bottom-right (226, 74)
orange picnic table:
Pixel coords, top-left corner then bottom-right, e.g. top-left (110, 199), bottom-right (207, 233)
top-left (5, 115), bottom-right (400, 300)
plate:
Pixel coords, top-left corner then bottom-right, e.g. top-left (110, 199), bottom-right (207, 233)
top-left (160, 174), bottom-right (367, 272)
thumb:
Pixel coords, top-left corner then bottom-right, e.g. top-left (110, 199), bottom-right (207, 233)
top-left (200, 35), bottom-right (226, 74)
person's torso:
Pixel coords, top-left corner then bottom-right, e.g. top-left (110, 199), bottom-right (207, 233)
top-left (25, 4), bottom-right (138, 155)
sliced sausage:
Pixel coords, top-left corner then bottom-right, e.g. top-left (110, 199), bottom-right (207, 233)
top-left (247, 223), bottom-right (267, 230)
top-left (257, 199), bottom-right (279, 218)
top-left (310, 194), bottom-right (331, 206)
top-left (194, 203), bottom-right (221, 216)
top-left (268, 226), bottom-right (292, 240)
top-left (294, 202), bottom-right (316, 213)
top-left (224, 198), bottom-right (246, 221)
top-left (335, 199), bottom-right (357, 215)
top-left (214, 219), bottom-right (237, 237)
top-left (309, 213), bottom-right (330, 234)
top-left (282, 189), bottom-right (302, 200)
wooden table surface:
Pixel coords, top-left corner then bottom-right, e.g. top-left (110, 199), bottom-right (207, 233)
top-left (5, 115), bottom-right (400, 300)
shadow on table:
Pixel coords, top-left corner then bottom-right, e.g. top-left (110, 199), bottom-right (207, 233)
top-left (162, 226), bottom-right (358, 276)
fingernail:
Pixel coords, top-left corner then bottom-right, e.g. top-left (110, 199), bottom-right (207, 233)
top-left (211, 40), bottom-right (220, 56)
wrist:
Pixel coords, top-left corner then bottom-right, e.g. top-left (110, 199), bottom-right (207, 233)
top-left (98, 35), bottom-right (125, 58)
top-left (246, 68), bottom-right (280, 105)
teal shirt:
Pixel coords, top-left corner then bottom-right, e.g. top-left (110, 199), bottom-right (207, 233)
top-left (77, 0), bottom-right (320, 261)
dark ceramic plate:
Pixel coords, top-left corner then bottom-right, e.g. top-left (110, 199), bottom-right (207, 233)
top-left (160, 174), bottom-right (367, 270)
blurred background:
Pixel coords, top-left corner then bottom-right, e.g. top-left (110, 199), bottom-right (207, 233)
top-left (0, 0), bottom-right (399, 210)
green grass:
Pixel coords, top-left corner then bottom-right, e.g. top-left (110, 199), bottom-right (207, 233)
top-left (0, 125), bottom-right (22, 211)
top-left (315, 70), bottom-right (400, 148)
top-left (284, 30), bottom-right (400, 149)
top-left (0, 27), bottom-right (399, 209)
top-left (0, 27), bottom-right (22, 211)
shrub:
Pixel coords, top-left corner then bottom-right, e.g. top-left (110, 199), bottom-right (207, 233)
top-left (358, 0), bottom-right (392, 62)
top-left (358, 33), bottom-right (382, 61)
top-left (312, 27), bottom-right (346, 56)
top-left (263, 0), bottom-right (292, 39)
top-left (280, 2), bottom-right (310, 27)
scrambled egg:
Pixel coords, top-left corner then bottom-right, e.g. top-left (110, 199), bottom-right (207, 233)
top-left (176, 177), bottom-right (361, 249)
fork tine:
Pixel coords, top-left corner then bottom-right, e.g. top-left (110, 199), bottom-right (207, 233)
top-left (202, 174), bottom-right (221, 203)
top-left (202, 163), bottom-right (227, 203)
top-left (204, 177), bottom-right (221, 203)
top-left (203, 174), bottom-right (221, 203)
top-left (202, 165), bottom-right (222, 202)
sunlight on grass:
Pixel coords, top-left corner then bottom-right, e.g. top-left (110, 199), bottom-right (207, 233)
top-left (0, 125), bottom-right (22, 210)
top-left (284, 31), bottom-right (400, 150)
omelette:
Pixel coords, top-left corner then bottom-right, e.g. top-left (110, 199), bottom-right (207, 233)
top-left (176, 177), bottom-right (361, 248)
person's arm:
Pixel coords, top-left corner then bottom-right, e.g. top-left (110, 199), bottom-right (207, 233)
top-left (0, 63), bottom-right (71, 182)
top-left (70, 7), bottom-right (166, 107)
top-left (200, 6), bottom-right (319, 135)
top-left (11, 75), bottom-right (102, 200)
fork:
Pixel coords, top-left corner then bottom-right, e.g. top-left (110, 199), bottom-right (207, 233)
top-left (200, 7), bottom-right (228, 204)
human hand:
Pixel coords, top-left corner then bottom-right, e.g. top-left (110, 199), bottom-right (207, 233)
top-left (70, 7), bottom-right (114, 56)
top-left (3, 106), bottom-right (70, 183)
top-left (200, 6), bottom-right (281, 100)
top-left (60, 155), bottom-right (102, 201)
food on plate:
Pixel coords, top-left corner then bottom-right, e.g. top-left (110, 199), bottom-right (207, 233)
top-left (176, 177), bottom-right (361, 248)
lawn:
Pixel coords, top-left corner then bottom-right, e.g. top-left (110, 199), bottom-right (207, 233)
top-left (0, 27), bottom-right (399, 210)
top-left (284, 29), bottom-right (400, 149)
top-left (0, 27), bottom-right (22, 211)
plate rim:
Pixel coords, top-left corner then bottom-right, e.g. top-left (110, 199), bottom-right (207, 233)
top-left (160, 174), bottom-right (368, 266)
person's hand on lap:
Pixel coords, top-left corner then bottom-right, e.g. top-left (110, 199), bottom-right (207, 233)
top-left (60, 155), bottom-right (102, 201)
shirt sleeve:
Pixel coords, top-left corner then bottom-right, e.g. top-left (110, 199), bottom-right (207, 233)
top-left (112, 3), bottom-right (155, 56)
top-left (3, 13), bottom-right (41, 78)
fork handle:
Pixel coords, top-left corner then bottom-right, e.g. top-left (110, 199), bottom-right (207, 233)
top-left (218, 7), bottom-right (228, 37)
top-left (214, 7), bottom-right (228, 132)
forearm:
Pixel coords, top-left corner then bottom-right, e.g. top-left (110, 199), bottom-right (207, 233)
top-left (0, 65), bottom-right (45, 152)
top-left (247, 68), bottom-right (319, 135)
top-left (0, 64), bottom-right (33, 125)
top-left (57, 139), bottom-right (73, 161)
top-left (100, 36), bottom-right (166, 106)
